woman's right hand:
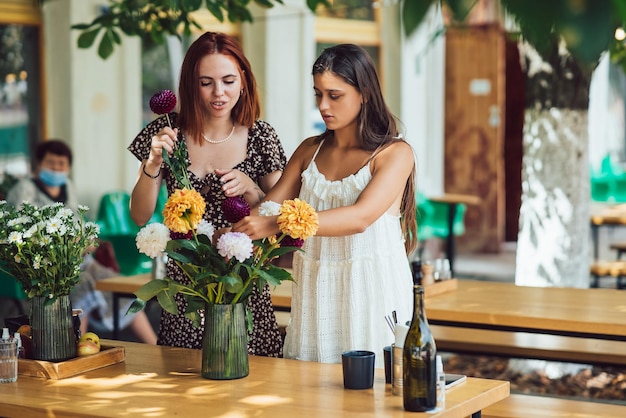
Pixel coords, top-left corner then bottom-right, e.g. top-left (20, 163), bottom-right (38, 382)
top-left (232, 215), bottom-right (280, 241)
top-left (147, 127), bottom-right (178, 166)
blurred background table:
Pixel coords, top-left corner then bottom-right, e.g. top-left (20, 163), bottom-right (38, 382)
top-left (425, 193), bottom-right (482, 276)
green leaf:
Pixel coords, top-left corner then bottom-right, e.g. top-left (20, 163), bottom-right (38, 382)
top-left (110, 28), bottom-right (122, 45)
top-left (402, 0), bottom-right (436, 37)
top-left (126, 298), bottom-right (146, 314)
top-left (97, 30), bottom-right (115, 59)
top-left (72, 23), bottom-right (96, 30)
top-left (134, 278), bottom-right (170, 301)
top-left (182, 0), bottom-right (204, 11)
top-left (306, 0), bottom-right (328, 13)
top-left (206, 0), bottom-right (225, 22)
top-left (157, 289), bottom-right (179, 315)
top-left (186, 297), bottom-right (205, 313)
top-left (185, 310), bottom-right (203, 328)
top-left (446, 0), bottom-right (476, 23)
top-left (257, 267), bottom-right (291, 287)
top-left (254, 0), bottom-right (275, 8)
top-left (77, 28), bottom-right (102, 49)
top-left (220, 273), bottom-right (244, 293)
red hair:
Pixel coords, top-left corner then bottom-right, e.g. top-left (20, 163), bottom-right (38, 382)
top-left (177, 32), bottom-right (260, 142)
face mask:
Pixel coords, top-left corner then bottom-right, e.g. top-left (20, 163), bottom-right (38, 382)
top-left (39, 168), bottom-right (68, 187)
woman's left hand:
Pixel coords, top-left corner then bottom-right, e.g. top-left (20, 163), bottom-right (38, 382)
top-left (215, 168), bottom-right (255, 198)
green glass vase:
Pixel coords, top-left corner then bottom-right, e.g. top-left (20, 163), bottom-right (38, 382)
top-left (30, 294), bottom-right (77, 362)
top-left (201, 303), bottom-right (249, 380)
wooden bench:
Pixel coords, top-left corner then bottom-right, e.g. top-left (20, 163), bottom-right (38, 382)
top-left (432, 325), bottom-right (626, 366)
top-left (483, 394), bottom-right (626, 417)
top-left (589, 260), bottom-right (626, 288)
top-left (609, 241), bottom-right (626, 259)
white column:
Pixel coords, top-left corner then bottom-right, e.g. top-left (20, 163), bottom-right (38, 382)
top-left (400, 5), bottom-right (445, 197)
top-left (242, 1), bottom-right (315, 158)
top-left (42, 0), bottom-right (142, 216)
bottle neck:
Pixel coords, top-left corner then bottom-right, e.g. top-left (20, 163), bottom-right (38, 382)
top-left (412, 285), bottom-right (425, 322)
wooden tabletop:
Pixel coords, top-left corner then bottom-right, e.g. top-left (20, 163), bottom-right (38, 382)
top-left (95, 273), bottom-right (293, 310)
top-left (425, 280), bottom-right (626, 339)
top-left (591, 204), bottom-right (626, 226)
top-left (0, 340), bottom-right (509, 417)
top-left (428, 193), bottom-right (482, 206)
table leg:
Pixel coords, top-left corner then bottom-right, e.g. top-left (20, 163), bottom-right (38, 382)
top-left (112, 293), bottom-right (120, 340)
top-left (446, 203), bottom-right (458, 277)
top-left (591, 223), bottom-right (599, 261)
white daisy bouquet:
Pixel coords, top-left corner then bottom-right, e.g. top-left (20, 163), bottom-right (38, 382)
top-left (0, 201), bottom-right (100, 299)
top-left (129, 193), bottom-right (318, 326)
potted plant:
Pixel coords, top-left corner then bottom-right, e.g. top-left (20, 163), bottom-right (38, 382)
top-left (0, 202), bottom-right (100, 361)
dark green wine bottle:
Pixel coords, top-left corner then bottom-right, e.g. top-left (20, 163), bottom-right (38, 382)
top-left (403, 285), bottom-right (437, 412)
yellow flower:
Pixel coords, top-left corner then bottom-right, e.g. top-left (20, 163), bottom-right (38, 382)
top-left (277, 198), bottom-right (319, 240)
top-left (163, 188), bottom-right (206, 233)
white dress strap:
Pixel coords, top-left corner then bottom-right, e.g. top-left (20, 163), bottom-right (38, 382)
top-left (308, 140), bottom-right (325, 167)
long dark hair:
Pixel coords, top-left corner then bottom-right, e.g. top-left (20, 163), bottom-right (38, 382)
top-left (177, 32), bottom-right (260, 143)
top-left (312, 44), bottom-right (418, 254)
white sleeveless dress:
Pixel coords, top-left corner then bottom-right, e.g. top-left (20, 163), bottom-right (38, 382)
top-left (283, 141), bottom-right (413, 368)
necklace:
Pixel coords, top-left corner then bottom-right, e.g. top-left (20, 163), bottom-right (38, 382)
top-left (202, 125), bottom-right (236, 144)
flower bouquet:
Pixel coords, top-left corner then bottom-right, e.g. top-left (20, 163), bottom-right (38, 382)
top-left (0, 202), bottom-right (100, 299)
top-left (0, 201), bottom-right (100, 361)
top-left (129, 196), bottom-right (318, 321)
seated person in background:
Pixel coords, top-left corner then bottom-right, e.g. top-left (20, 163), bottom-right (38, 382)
top-left (6, 139), bottom-right (157, 344)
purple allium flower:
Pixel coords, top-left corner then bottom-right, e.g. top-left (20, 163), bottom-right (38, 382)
top-left (170, 230), bottom-right (193, 240)
top-left (281, 235), bottom-right (304, 248)
top-left (149, 89), bottom-right (177, 115)
top-left (222, 196), bottom-right (251, 223)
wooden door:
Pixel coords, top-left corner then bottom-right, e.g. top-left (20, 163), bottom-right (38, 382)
top-left (444, 24), bottom-right (505, 253)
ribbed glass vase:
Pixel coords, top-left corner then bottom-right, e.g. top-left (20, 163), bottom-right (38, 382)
top-left (201, 303), bottom-right (249, 380)
top-left (31, 295), bottom-right (77, 362)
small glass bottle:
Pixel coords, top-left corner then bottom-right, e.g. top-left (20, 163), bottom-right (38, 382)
top-left (13, 332), bottom-right (25, 359)
top-left (436, 355), bottom-right (445, 410)
top-left (402, 285), bottom-right (437, 412)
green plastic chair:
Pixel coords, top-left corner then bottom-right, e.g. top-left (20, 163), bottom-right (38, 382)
top-left (0, 268), bottom-right (26, 299)
top-left (416, 192), bottom-right (467, 242)
top-left (96, 191), bottom-right (140, 236)
top-left (96, 190), bottom-right (151, 276)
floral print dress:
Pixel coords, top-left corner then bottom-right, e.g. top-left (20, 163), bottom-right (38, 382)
top-left (128, 114), bottom-right (286, 357)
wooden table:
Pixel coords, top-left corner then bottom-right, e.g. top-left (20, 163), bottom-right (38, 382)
top-left (425, 279), bottom-right (626, 340)
top-left (428, 193), bottom-right (481, 276)
top-left (0, 340), bottom-right (509, 417)
top-left (590, 205), bottom-right (626, 260)
top-left (95, 274), bottom-right (293, 338)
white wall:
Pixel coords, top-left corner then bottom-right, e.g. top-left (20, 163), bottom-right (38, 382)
top-left (42, 0), bottom-right (142, 218)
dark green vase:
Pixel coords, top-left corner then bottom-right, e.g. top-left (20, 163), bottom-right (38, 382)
top-left (201, 303), bottom-right (249, 380)
top-left (31, 295), bottom-right (77, 362)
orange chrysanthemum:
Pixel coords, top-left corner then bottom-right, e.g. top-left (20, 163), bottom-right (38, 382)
top-left (277, 198), bottom-right (319, 240)
top-left (163, 188), bottom-right (206, 233)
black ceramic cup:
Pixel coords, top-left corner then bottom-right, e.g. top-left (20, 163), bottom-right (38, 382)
top-left (383, 346), bottom-right (392, 384)
top-left (341, 350), bottom-right (375, 389)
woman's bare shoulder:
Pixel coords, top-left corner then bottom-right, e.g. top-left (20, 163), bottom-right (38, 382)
top-left (291, 136), bottom-right (322, 160)
top-left (379, 140), bottom-right (414, 160)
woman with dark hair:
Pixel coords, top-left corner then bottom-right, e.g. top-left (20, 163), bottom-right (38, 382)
top-left (128, 32), bottom-right (286, 356)
top-left (233, 44), bottom-right (417, 367)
